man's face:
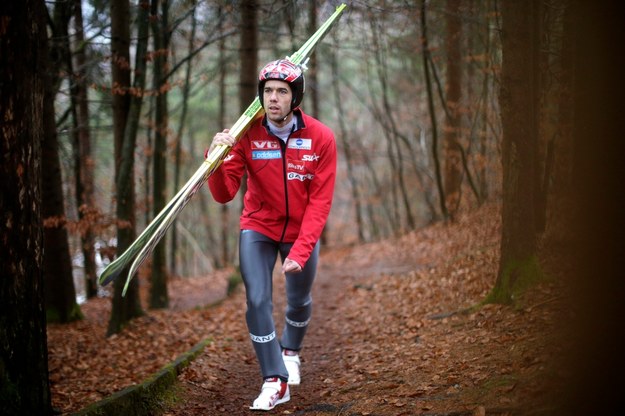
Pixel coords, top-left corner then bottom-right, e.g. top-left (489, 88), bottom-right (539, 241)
top-left (263, 80), bottom-right (293, 126)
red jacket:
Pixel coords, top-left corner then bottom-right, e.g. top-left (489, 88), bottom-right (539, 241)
top-left (208, 109), bottom-right (337, 267)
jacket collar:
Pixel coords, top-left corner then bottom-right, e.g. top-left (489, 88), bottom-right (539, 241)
top-left (262, 108), bottom-right (306, 135)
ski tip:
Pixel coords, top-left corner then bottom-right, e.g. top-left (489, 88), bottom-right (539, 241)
top-left (98, 264), bottom-right (126, 286)
top-left (121, 273), bottom-right (135, 297)
top-left (98, 269), bottom-right (121, 286)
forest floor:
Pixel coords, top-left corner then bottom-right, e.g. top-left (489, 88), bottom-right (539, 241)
top-left (48, 203), bottom-right (568, 415)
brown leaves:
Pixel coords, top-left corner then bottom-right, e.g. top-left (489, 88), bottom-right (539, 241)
top-left (49, 203), bottom-right (564, 415)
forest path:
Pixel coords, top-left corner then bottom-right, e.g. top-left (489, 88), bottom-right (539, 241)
top-left (48, 203), bottom-right (562, 415)
top-left (163, 203), bottom-right (562, 415)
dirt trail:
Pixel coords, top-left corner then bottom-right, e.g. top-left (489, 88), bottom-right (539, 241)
top-left (164, 204), bottom-right (562, 415)
top-left (47, 203), bottom-right (562, 415)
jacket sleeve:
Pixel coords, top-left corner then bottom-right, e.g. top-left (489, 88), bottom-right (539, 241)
top-left (287, 132), bottom-right (337, 267)
top-left (207, 141), bottom-right (246, 204)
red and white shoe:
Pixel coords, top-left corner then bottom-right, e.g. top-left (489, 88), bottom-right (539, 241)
top-left (250, 377), bottom-right (290, 411)
top-left (282, 350), bottom-right (301, 385)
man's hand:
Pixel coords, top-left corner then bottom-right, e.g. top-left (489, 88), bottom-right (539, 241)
top-left (282, 258), bottom-right (302, 274)
top-left (209, 129), bottom-right (236, 154)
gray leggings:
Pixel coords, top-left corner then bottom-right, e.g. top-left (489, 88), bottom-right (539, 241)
top-left (239, 229), bottom-right (319, 381)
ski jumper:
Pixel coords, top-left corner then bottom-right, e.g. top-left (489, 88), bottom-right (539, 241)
top-left (208, 109), bottom-right (337, 381)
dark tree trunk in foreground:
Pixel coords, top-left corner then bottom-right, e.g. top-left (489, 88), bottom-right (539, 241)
top-left (0, 0), bottom-right (53, 413)
top-left (561, 1), bottom-right (625, 414)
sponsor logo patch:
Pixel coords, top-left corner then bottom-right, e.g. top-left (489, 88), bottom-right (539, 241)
top-left (252, 140), bottom-right (280, 150)
top-left (286, 317), bottom-right (311, 328)
top-left (302, 153), bottom-right (320, 162)
top-left (288, 138), bottom-right (312, 150)
top-left (287, 160), bottom-right (306, 172)
top-left (252, 150), bottom-right (281, 160)
top-left (250, 331), bottom-right (276, 343)
top-left (288, 172), bottom-right (315, 181)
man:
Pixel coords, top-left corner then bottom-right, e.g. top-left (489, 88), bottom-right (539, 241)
top-left (207, 59), bottom-right (337, 411)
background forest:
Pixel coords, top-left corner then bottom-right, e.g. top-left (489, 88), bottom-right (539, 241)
top-left (1, 0), bottom-right (623, 415)
top-left (34, 0), bottom-right (517, 331)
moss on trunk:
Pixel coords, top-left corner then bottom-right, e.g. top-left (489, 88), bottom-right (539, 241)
top-left (485, 255), bottom-right (543, 306)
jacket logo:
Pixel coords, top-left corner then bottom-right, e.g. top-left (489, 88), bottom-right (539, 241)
top-left (302, 153), bottom-right (320, 162)
top-left (249, 331), bottom-right (276, 343)
top-left (287, 160), bottom-right (305, 171)
top-left (252, 150), bottom-right (281, 160)
top-left (288, 172), bottom-right (314, 181)
top-left (252, 140), bottom-right (280, 150)
top-left (288, 138), bottom-right (312, 150)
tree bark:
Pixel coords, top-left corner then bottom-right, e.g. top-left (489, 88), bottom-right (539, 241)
top-left (0, 0), bottom-right (52, 412)
top-left (443, 0), bottom-right (463, 219)
top-left (489, 0), bottom-right (540, 305)
top-left (43, 0), bottom-right (81, 323)
top-left (218, 4), bottom-right (231, 267)
top-left (108, 0), bottom-right (145, 335)
top-left (71, 0), bottom-right (98, 299)
top-left (421, 0), bottom-right (449, 221)
top-left (238, 0), bottom-right (257, 206)
top-left (239, 0), bottom-right (258, 110)
top-left (150, 0), bottom-right (171, 309)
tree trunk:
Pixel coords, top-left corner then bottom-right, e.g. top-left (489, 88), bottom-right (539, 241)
top-left (331, 34), bottom-right (364, 243)
top-left (150, 0), bottom-right (171, 309)
top-left (307, 1), bottom-right (319, 119)
top-left (562, 1), bottom-right (625, 413)
top-left (239, 0), bottom-right (258, 110)
top-left (170, 0), bottom-right (197, 277)
top-left (71, 0), bottom-right (98, 299)
top-left (420, 0), bottom-right (448, 221)
top-left (443, 0), bottom-right (463, 219)
top-left (218, 4), bottom-right (231, 267)
top-left (43, 0), bottom-right (81, 323)
top-left (108, 0), bottom-right (146, 335)
top-left (488, 0), bottom-right (540, 305)
top-left (0, 0), bottom-right (52, 413)
top-left (238, 0), bottom-right (257, 205)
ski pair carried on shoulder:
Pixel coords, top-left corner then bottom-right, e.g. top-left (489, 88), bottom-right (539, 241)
top-left (98, 3), bottom-right (347, 296)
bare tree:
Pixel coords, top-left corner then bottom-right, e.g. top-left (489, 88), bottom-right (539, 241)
top-left (488, 0), bottom-right (540, 304)
top-left (150, 0), bottom-right (171, 310)
top-left (420, 0), bottom-right (449, 221)
top-left (71, 0), bottom-right (98, 299)
top-left (43, 0), bottom-right (82, 322)
top-left (170, 0), bottom-right (198, 276)
top-left (107, 0), bottom-right (149, 335)
top-left (443, 0), bottom-right (463, 219)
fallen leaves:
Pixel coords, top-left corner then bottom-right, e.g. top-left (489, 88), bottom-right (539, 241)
top-left (49, 203), bottom-right (565, 415)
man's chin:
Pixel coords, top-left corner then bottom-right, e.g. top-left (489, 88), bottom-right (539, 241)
top-left (268, 114), bottom-right (288, 124)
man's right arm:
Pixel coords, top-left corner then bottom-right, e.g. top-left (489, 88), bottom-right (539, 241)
top-left (207, 130), bottom-right (245, 203)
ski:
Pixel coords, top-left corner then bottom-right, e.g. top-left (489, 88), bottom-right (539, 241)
top-left (98, 3), bottom-right (347, 296)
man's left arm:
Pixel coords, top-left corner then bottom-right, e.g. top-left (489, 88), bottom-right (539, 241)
top-left (286, 134), bottom-right (337, 269)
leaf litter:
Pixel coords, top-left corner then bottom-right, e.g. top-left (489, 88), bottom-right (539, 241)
top-left (48, 202), bottom-right (566, 415)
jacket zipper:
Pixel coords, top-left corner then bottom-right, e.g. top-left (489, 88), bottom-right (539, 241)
top-left (279, 126), bottom-right (296, 242)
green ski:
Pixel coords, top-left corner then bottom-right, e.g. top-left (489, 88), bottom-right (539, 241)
top-left (98, 3), bottom-right (347, 296)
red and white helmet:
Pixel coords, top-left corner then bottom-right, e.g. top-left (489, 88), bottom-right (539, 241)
top-left (258, 59), bottom-right (305, 110)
